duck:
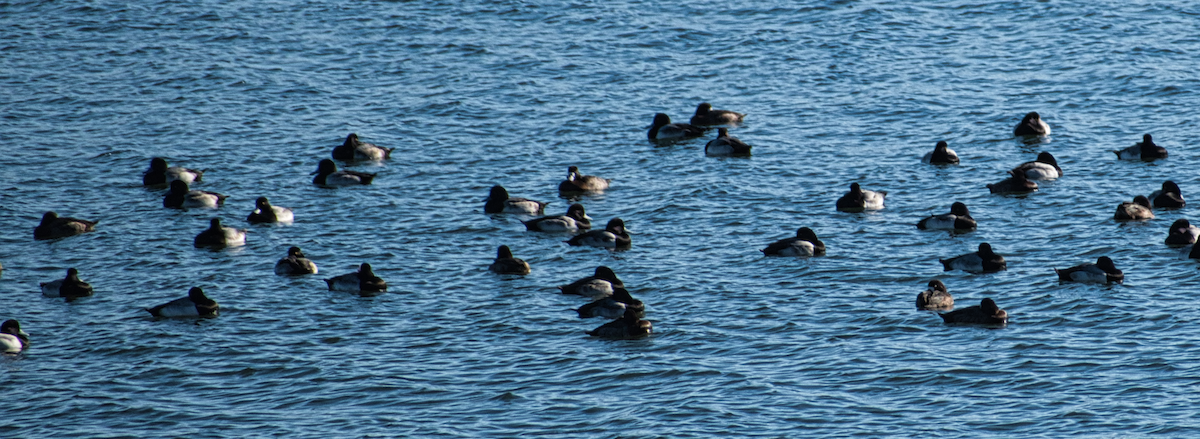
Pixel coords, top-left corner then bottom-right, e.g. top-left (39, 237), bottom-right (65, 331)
top-left (1165, 219), bottom-right (1200, 246)
top-left (193, 218), bottom-right (247, 248)
top-left (1148, 181), bottom-right (1185, 208)
top-left (522, 204), bottom-right (591, 232)
top-left (586, 308), bottom-right (652, 339)
top-left (312, 159), bottom-right (375, 186)
top-left (761, 227), bottom-right (826, 256)
top-left (331, 133), bottom-right (392, 161)
top-left (922, 141), bottom-right (959, 165)
top-left (146, 287), bottom-right (219, 317)
top-left (1013, 112), bottom-right (1051, 136)
top-left (558, 166), bottom-right (611, 192)
top-left (1114, 196), bottom-right (1154, 220)
top-left (565, 217), bottom-right (631, 249)
top-left (274, 246), bottom-right (318, 275)
top-left (939, 298), bottom-right (1007, 325)
top-left (1012, 152), bottom-right (1063, 180)
top-left (0, 320), bottom-right (30, 353)
top-left (689, 102), bottom-right (745, 126)
top-left (917, 202), bottom-right (976, 231)
top-left (40, 267), bottom-right (94, 298)
top-left (940, 243), bottom-right (1007, 273)
top-left (488, 245), bottom-right (531, 275)
top-left (34, 211), bottom-right (98, 240)
top-left (704, 128), bottom-right (752, 156)
top-left (484, 185), bottom-right (547, 214)
top-left (648, 113), bottom-right (705, 141)
top-left (835, 183), bottom-right (886, 212)
top-left (559, 266), bottom-right (624, 300)
top-left (577, 287), bottom-right (645, 319)
top-left (246, 196), bottom-right (294, 224)
top-left (916, 280), bottom-right (954, 310)
top-left (1055, 256), bottom-right (1124, 284)
top-left (987, 170), bottom-right (1038, 194)
top-left (1114, 134), bottom-right (1168, 160)
top-left (143, 157), bottom-right (204, 186)
top-left (163, 180), bottom-right (227, 209)
top-left (325, 263), bottom-right (387, 293)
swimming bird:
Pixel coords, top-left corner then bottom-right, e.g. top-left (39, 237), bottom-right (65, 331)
top-left (332, 133), bottom-right (392, 161)
top-left (163, 180), bottom-right (227, 209)
top-left (648, 113), bottom-right (705, 141)
top-left (1013, 112), bottom-right (1050, 136)
top-left (484, 185), bottom-right (547, 214)
top-left (916, 280), bottom-right (954, 310)
top-left (1148, 181), bottom-right (1185, 208)
top-left (1165, 219), bottom-right (1200, 246)
top-left (146, 287), bottom-right (219, 317)
top-left (193, 218), bottom-right (247, 248)
top-left (761, 227), bottom-right (826, 256)
top-left (922, 141), bottom-right (959, 165)
top-left (689, 102), bottom-right (745, 126)
top-left (1114, 196), bottom-right (1154, 220)
top-left (586, 308), bottom-right (652, 339)
top-left (40, 267), bottom-right (94, 299)
top-left (312, 159), bottom-right (375, 186)
top-left (704, 128), bottom-right (752, 156)
top-left (558, 166), bottom-right (611, 192)
top-left (247, 196), bottom-right (294, 224)
top-left (940, 243), bottom-right (1007, 273)
top-left (1114, 134), bottom-right (1168, 161)
top-left (1, 320), bottom-right (30, 353)
top-left (325, 263), bottom-right (387, 293)
top-left (559, 266), bottom-right (624, 300)
top-left (1055, 257), bottom-right (1124, 284)
top-left (523, 204), bottom-right (591, 232)
top-left (34, 211), bottom-right (98, 240)
top-left (917, 202), bottom-right (976, 231)
top-left (987, 170), bottom-right (1038, 194)
top-left (1012, 152), bottom-right (1063, 180)
top-left (143, 157), bottom-right (204, 186)
top-left (566, 217), bottom-right (631, 249)
top-left (939, 298), bottom-right (1007, 325)
top-left (577, 287), bottom-right (645, 319)
top-left (836, 183), bottom-right (886, 212)
top-left (274, 246), bottom-right (318, 275)
top-left (489, 245), bottom-right (531, 275)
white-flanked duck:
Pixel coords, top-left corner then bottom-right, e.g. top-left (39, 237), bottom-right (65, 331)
top-left (332, 133), bottom-right (392, 161)
top-left (1114, 196), bottom-right (1154, 220)
top-left (916, 280), bottom-right (954, 310)
top-left (146, 287), bottom-right (219, 318)
top-left (34, 211), bottom-right (98, 240)
top-left (484, 185), bottom-right (547, 214)
top-left (193, 218), bottom-right (247, 248)
top-left (275, 246), bottom-right (318, 275)
top-left (1012, 152), bottom-right (1063, 180)
top-left (312, 159), bottom-right (375, 186)
top-left (559, 266), bottom-right (624, 300)
top-left (558, 166), bottom-right (611, 193)
top-left (586, 308), bottom-right (652, 339)
top-left (1013, 112), bottom-right (1050, 137)
top-left (1055, 256), bottom-right (1124, 284)
top-left (1115, 134), bottom-right (1168, 161)
top-left (325, 263), bottom-right (387, 293)
top-left (566, 217), bottom-right (631, 249)
top-left (761, 227), bottom-right (826, 256)
top-left (917, 202), bottom-right (976, 231)
top-left (1, 320), bottom-right (30, 353)
top-left (523, 204), bottom-right (591, 232)
top-left (704, 128), bottom-right (752, 156)
top-left (689, 102), bottom-right (745, 126)
top-left (577, 287), bottom-right (645, 319)
top-left (987, 170), bottom-right (1037, 194)
top-left (940, 243), bottom-right (1007, 273)
top-left (489, 245), bottom-right (531, 275)
top-left (939, 298), bottom-right (1007, 325)
top-left (163, 180), bottom-right (227, 209)
top-left (922, 141), bottom-right (959, 165)
top-left (1148, 180), bottom-right (1185, 208)
top-left (648, 113), bottom-right (705, 141)
top-left (143, 157), bottom-right (204, 186)
top-left (247, 196), bottom-right (294, 224)
top-left (1165, 219), bottom-right (1200, 246)
top-left (40, 267), bottom-right (94, 299)
top-left (836, 183), bottom-right (886, 212)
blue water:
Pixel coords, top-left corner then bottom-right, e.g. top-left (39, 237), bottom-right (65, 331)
top-left (4, 0), bottom-right (1200, 437)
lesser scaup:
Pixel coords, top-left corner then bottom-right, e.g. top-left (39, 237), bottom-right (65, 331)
top-left (559, 266), bottom-right (624, 300)
top-left (484, 185), bottom-right (548, 214)
top-left (940, 243), bottom-right (1007, 273)
top-left (917, 202), bottom-right (976, 231)
top-left (1148, 180), bottom-right (1185, 208)
top-left (34, 211), bottom-right (98, 240)
top-left (523, 203), bottom-right (591, 232)
top-left (1013, 112), bottom-right (1050, 136)
top-left (275, 246), bottom-right (318, 275)
top-left (558, 166), bottom-right (611, 192)
top-left (1115, 134), bottom-right (1168, 160)
top-left (577, 287), bottom-right (645, 319)
top-left (146, 287), bottom-right (219, 318)
top-left (247, 196), bottom-right (294, 224)
top-left (648, 113), bottom-right (705, 141)
top-left (164, 180), bottom-right (227, 209)
top-left (194, 218), bottom-right (247, 248)
top-left (1055, 257), bottom-right (1123, 284)
top-left (689, 103), bottom-right (745, 126)
top-left (489, 245), bottom-right (531, 275)
top-left (0, 320), bottom-right (30, 353)
top-left (1012, 152), bottom-right (1063, 180)
top-left (761, 227), bottom-right (826, 256)
top-left (1165, 219), bottom-right (1200, 246)
top-left (939, 298), bottom-right (1007, 325)
top-left (704, 128), bottom-right (752, 156)
top-left (143, 157), bottom-right (204, 186)
top-left (565, 217), bottom-right (631, 249)
top-left (586, 308), bottom-right (652, 339)
top-left (332, 133), bottom-right (393, 161)
top-left (836, 183), bottom-right (886, 212)
top-left (1114, 196), bottom-right (1154, 220)
top-left (40, 267), bottom-right (94, 299)
top-left (313, 159), bottom-right (376, 186)
top-left (922, 141), bottom-right (959, 165)
top-left (987, 170), bottom-right (1038, 194)
top-left (325, 263), bottom-right (387, 293)
top-left (916, 280), bottom-right (954, 310)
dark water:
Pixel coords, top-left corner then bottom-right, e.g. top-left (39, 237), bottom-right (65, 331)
top-left (4, 0), bottom-right (1200, 437)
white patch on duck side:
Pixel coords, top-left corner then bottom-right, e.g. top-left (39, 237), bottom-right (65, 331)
top-left (40, 279), bottom-right (64, 297)
top-left (1021, 163), bottom-right (1060, 180)
top-left (776, 240), bottom-right (816, 257)
top-left (326, 273), bottom-right (362, 292)
top-left (183, 192), bottom-right (223, 209)
top-left (151, 296), bottom-right (202, 317)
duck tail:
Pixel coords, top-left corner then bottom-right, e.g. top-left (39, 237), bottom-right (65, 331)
top-left (938, 259), bottom-right (952, 271)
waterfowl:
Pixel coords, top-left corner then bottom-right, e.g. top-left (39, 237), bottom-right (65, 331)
top-left (987, 170), bottom-right (1038, 194)
top-left (193, 218), bottom-right (247, 248)
top-left (34, 211), bottom-right (98, 240)
top-left (558, 166), bottom-right (611, 192)
top-left (1055, 256), bottom-right (1124, 284)
top-left (916, 280), bottom-right (954, 310)
top-left (559, 266), bottom-right (624, 300)
top-left (940, 243), bottom-right (1007, 273)
top-left (312, 159), bottom-right (375, 186)
top-left (274, 246), bottom-right (318, 275)
top-left (247, 196), bottom-right (294, 224)
top-left (1165, 219), bottom-right (1200, 246)
top-left (939, 298), bottom-right (1007, 325)
top-left (704, 128), bottom-right (752, 156)
top-left (1012, 152), bottom-right (1063, 180)
top-left (586, 308), bottom-right (652, 339)
top-left (1013, 112), bottom-right (1050, 136)
top-left (689, 102), bottom-right (745, 126)
top-left (917, 202), bottom-right (976, 231)
top-left (922, 141), bottom-right (959, 165)
top-left (1188, 242), bottom-right (1200, 260)
top-left (565, 217), bottom-right (631, 249)
top-left (163, 180), bottom-right (227, 209)
top-left (146, 287), bottom-right (219, 317)
top-left (332, 133), bottom-right (392, 161)
top-left (484, 185), bottom-right (547, 214)
top-left (143, 157), bottom-right (204, 186)
top-left (577, 288), bottom-right (645, 319)
top-left (1114, 134), bottom-right (1168, 160)
top-left (523, 204), bottom-right (591, 232)
top-left (1, 320), bottom-right (30, 353)
top-left (1114, 196), bottom-right (1154, 220)
top-left (489, 245), bottom-right (531, 275)
top-left (1148, 181), bottom-right (1185, 208)
top-left (648, 113), bottom-right (705, 141)
top-left (761, 227), bottom-right (826, 256)
top-left (40, 267), bottom-right (94, 298)
top-left (325, 263), bottom-right (387, 293)
top-left (835, 183), bottom-right (886, 212)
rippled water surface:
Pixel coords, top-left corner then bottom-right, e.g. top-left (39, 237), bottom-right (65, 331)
top-left (5, 0), bottom-right (1200, 437)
